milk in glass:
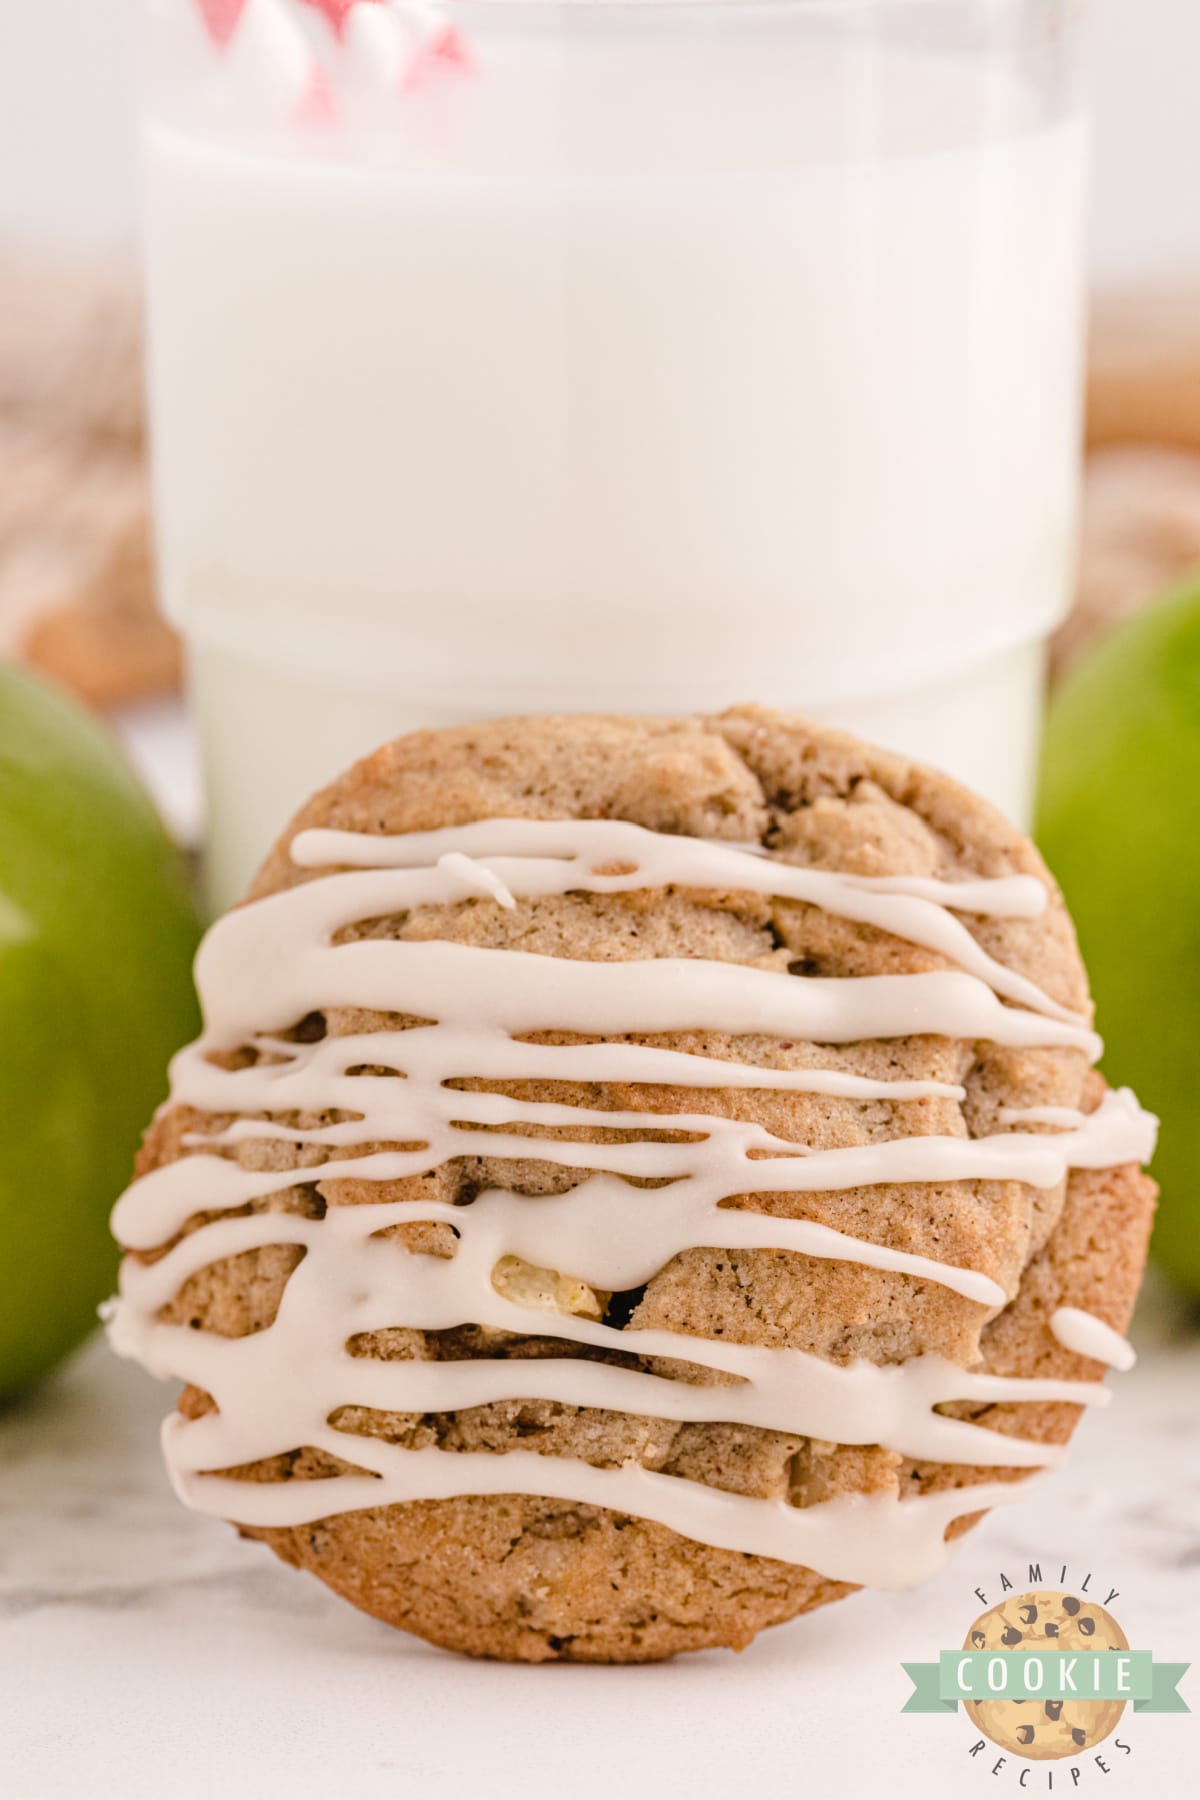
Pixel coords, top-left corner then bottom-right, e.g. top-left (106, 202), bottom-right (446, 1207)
top-left (141, 2), bottom-right (1087, 903)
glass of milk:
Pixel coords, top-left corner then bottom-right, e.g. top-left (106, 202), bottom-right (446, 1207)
top-left (140, 0), bottom-right (1088, 906)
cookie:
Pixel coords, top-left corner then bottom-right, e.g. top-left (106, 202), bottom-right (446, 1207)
top-left (1088, 286), bottom-right (1200, 457)
top-left (19, 509), bottom-right (182, 710)
top-left (1053, 447), bottom-right (1200, 681)
top-left (110, 708), bottom-right (1156, 1660)
top-left (0, 258), bottom-right (144, 448)
top-left (0, 259), bottom-right (181, 710)
top-left (964, 1591), bottom-right (1129, 1759)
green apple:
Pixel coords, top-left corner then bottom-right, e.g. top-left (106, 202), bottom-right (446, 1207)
top-left (0, 667), bottom-right (200, 1399)
top-left (1037, 580), bottom-right (1200, 1295)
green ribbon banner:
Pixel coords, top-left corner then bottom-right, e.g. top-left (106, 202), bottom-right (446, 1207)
top-left (902, 1650), bottom-right (1190, 1715)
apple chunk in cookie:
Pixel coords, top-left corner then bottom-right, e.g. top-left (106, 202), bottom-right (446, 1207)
top-left (109, 708), bottom-right (1156, 1662)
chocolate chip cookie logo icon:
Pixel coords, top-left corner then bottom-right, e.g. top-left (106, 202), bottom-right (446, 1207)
top-left (960, 1592), bottom-right (1130, 1760)
top-left (901, 1581), bottom-right (1190, 1768)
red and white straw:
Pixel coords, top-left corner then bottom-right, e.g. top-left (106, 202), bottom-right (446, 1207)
top-left (182, 0), bottom-right (469, 122)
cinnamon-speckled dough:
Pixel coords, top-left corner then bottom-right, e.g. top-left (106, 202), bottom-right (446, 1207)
top-left (126, 708), bottom-right (1156, 1661)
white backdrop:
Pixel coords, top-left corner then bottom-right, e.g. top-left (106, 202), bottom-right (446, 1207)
top-left (0, 0), bottom-right (1198, 284)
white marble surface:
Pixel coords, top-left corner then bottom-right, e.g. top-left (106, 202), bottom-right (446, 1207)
top-left (3, 1289), bottom-right (1197, 1800)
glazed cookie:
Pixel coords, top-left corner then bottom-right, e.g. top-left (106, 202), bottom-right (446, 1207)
top-left (110, 708), bottom-right (1156, 1661)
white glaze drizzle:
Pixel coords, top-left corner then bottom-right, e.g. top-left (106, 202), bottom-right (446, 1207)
top-left (159, 1418), bottom-right (1036, 1591)
top-left (1050, 1307), bottom-right (1138, 1372)
top-left (999, 1105), bottom-right (1087, 1129)
top-left (109, 818), bottom-right (1156, 1584)
top-left (113, 1197), bottom-right (1108, 1469)
top-left (285, 818), bottom-right (1077, 1024)
top-left (162, 1430), bottom-right (1028, 1593)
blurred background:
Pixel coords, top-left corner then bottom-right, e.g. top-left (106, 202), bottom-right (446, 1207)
top-left (1, 0), bottom-right (1199, 276)
top-left (3, 0), bottom-right (1200, 827)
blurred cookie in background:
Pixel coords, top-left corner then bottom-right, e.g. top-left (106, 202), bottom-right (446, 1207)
top-left (1052, 286), bottom-right (1200, 681)
top-left (0, 257), bottom-right (144, 448)
top-left (0, 257), bottom-right (181, 710)
top-left (1055, 444), bottom-right (1200, 681)
top-left (21, 508), bottom-right (182, 710)
top-left (1088, 286), bottom-right (1200, 457)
